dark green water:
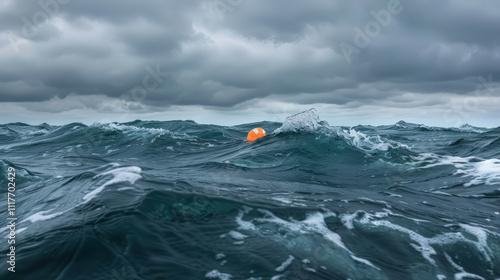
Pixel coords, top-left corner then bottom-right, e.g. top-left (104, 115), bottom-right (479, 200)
top-left (1, 109), bottom-right (499, 279)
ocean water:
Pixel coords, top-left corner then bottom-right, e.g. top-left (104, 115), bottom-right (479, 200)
top-left (0, 109), bottom-right (499, 280)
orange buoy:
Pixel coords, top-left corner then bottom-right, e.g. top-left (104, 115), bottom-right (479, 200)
top-left (247, 127), bottom-right (266, 142)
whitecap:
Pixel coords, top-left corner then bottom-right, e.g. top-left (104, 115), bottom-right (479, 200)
top-left (227, 231), bottom-right (248, 240)
top-left (82, 166), bottom-right (142, 203)
top-left (340, 210), bottom-right (497, 268)
top-left (413, 153), bottom-right (500, 187)
top-left (275, 255), bottom-right (295, 272)
top-left (235, 208), bottom-right (379, 270)
top-left (21, 209), bottom-right (65, 223)
top-left (273, 108), bottom-right (329, 134)
top-left (274, 108), bottom-right (409, 153)
top-left (205, 269), bottom-right (232, 280)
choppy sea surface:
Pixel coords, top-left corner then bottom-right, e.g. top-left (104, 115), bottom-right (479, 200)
top-left (1, 109), bottom-right (499, 280)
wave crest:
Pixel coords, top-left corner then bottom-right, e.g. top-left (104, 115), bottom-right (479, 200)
top-left (274, 109), bottom-right (410, 154)
top-left (273, 108), bottom-right (330, 134)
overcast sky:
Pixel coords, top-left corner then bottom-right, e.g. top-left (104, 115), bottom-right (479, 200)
top-left (0, 0), bottom-right (499, 127)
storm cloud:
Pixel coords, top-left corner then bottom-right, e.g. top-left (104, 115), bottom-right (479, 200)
top-left (0, 0), bottom-right (499, 126)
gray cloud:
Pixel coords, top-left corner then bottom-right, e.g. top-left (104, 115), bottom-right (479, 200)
top-left (0, 0), bottom-right (499, 121)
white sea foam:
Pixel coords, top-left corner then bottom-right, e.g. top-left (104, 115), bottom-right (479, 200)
top-left (253, 210), bottom-right (348, 251)
top-left (454, 124), bottom-right (488, 134)
top-left (274, 108), bottom-right (409, 153)
top-left (275, 255), bottom-right (295, 272)
top-left (272, 197), bottom-right (292, 204)
top-left (338, 127), bottom-right (412, 153)
top-left (273, 108), bottom-right (329, 134)
top-left (5, 166), bottom-right (142, 233)
top-left (228, 231), bottom-right (248, 240)
top-left (23, 129), bottom-right (50, 137)
top-left (235, 208), bottom-right (379, 270)
top-left (116, 187), bottom-right (135, 191)
top-left (340, 210), bottom-right (497, 267)
top-left (16, 227), bottom-right (28, 234)
top-left (235, 210), bottom-right (257, 231)
top-left (464, 159), bottom-right (500, 187)
top-left (82, 166), bottom-right (142, 203)
top-left (106, 149), bottom-right (119, 154)
top-left (413, 153), bottom-right (500, 187)
top-left (21, 209), bottom-right (65, 223)
top-left (342, 129), bottom-right (390, 151)
top-left (458, 224), bottom-right (494, 261)
top-left (205, 270), bottom-right (232, 280)
top-left (10, 208), bottom-right (69, 235)
top-left (97, 122), bottom-right (166, 134)
top-left (94, 122), bottom-right (196, 141)
top-left (415, 153), bottom-right (472, 169)
top-left (445, 254), bottom-right (485, 280)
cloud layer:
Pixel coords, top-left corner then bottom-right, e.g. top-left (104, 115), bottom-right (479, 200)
top-left (0, 0), bottom-right (499, 125)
